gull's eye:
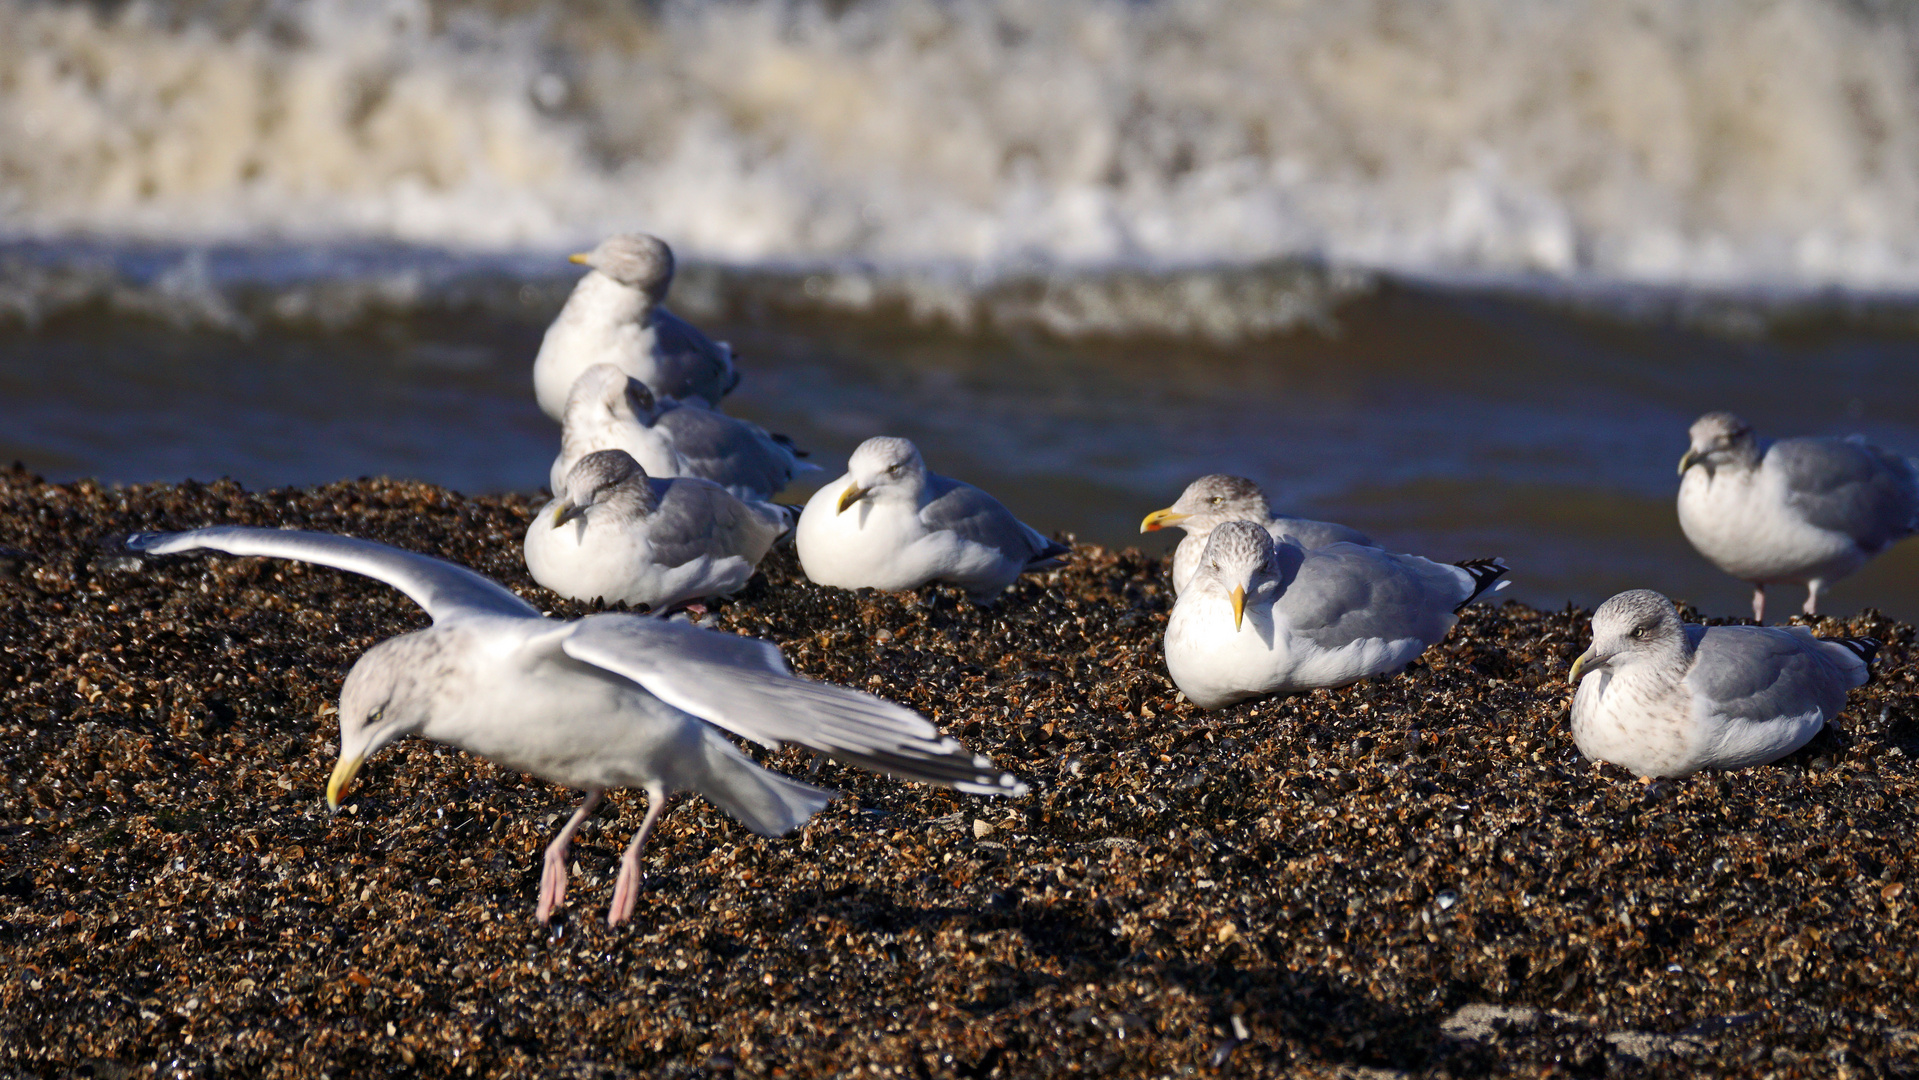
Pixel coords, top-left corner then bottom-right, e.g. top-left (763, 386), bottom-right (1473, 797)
top-left (368, 706), bottom-right (385, 724)
top-left (1209, 496), bottom-right (1223, 505)
top-left (1629, 627), bottom-right (1645, 639)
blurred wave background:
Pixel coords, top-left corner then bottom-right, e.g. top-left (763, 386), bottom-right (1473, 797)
top-left (4, 0), bottom-right (1918, 618)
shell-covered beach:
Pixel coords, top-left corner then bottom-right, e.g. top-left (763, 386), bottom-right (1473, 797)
top-left (2, 466), bottom-right (1916, 1078)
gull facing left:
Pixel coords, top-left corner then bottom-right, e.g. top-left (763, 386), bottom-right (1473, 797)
top-left (125, 527), bottom-right (1024, 926)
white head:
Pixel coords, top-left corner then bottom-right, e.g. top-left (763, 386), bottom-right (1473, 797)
top-left (1191, 519), bottom-right (1279, 630)
top-left (1679, 411), bottom-right (1759, 476)
top-left (563, 364), bottom-right (664, 430)
top-left (836, 436), bottom-right (930, 513)
top-left (327, 632), bottom-right (448, 810)
top-left (1569, 589), bottom-right (1691, 684)
top-left (551, 449), bottom-right (655, 527)
top-left (568, 233), bottom-right (675, 302)
top-left (1142, 474), bottom-right (1271, 535)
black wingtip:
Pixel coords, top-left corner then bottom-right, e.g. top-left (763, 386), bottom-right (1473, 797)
top-left (1026, 539), bottom-right (1073, 573)
top-left (1452, 557), bottom-right (1511, 610)
top-left (1831, 636), bottom-right (1881, 666)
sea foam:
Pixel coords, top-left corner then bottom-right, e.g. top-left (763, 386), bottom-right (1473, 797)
top-left (5, 0), bottom-right (1919, 295)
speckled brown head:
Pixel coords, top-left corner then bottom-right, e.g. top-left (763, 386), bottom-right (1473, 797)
top-left (1679, 411), bottom-right (1760, 476)
top-left (1142, 474), bottom-right (1271, 534)
top-left (551, 450), bottom-right (655, 527)
top-left (569, 233), bottom-right (675, 302)
top-left (1569, 588), bottom-right (1688, 683)
top-left (1193, 519), bottom-right (1278, 629)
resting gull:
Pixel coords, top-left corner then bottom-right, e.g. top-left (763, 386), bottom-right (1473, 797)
top-left (553, 363), bottom-right (818, 503)
top-left (1569, 589), bottom-right (1875, 778)
top-left (1141, 474), bottom-right (1373, 594)
top-left (124, 527), bottom-right (1024, 925)
top-left (1164, 520), bottom-right (1508, 709)
top-left (525, 450), bottom-right (796, 611)
top-left (795, 436), bottom-right (1069, 604)
top-left (1678, 411), bottom-right (1919, 621)
top-left (533, 233), bottom-right (739, 417)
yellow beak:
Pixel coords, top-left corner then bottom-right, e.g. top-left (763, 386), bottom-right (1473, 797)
top-left (552, 499), bottom-right (581, 527)
top-left (1569, 648), bottom-right (1597, 684)
top-left (836, 483), bottom-right (868, 514)
top-left (1230, 584), bottom-right (1246, 631)
top-left (568, 252), bottom-right (591, 265)
top-left (327, 755), bottom-right (363, 812)
top-left (1677, 448), bottom-right (1701, 476)
top-left (1141, 508), bottom-right (1190, 533)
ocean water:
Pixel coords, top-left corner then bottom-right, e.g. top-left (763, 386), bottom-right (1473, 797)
top-left (5, 0), bottom-right (1919, 621)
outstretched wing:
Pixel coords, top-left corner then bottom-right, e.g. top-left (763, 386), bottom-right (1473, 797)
top-left (125, 527), bottom-right (540, 623)
top-left (561, 614), bottom-right (1027, 797)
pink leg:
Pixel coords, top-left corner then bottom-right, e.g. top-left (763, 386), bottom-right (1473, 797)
top-left (1803, 580), bottom-right (1824, 617)
top-left (535, 789), bottom-right (603, 924)
top-left (607, 790), bottom-right (671, 927)
top-left (1751, 586), bottom-right (1766, 623)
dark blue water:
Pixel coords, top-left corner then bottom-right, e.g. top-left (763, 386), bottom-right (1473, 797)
top-left (5, 244), bottom-right (1918, 621)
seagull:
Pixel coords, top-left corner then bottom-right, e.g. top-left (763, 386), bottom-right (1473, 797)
top-left (1678, 411), bottom-right (1919, 621)
top-left (1141, 474), bottom-right (1373, 594)
top-left (123, 527), bottom-right (1024, 926)
top-left (532, 233), bottom-right (739, 418)
top-left (795, 436), bottom-right (1069, 604)
top-left (552, 364), bottom-right (818, 503)
top-left (525, 450), bottom-right (796, 611)
top-left (1164, 520), bottom-right (1508, 710)
top-left (1569, 589), bottom-right (1875, 778)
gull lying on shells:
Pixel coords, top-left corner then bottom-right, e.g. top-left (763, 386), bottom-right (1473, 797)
top-left (533, 233), bottom-right (739, 418)
top-left (1569, 589), bottom-right (1875, 778)
top-left (1678, 411), bottom-right (1919, 621)
top-left (795, 436), bottom-right (1069, 604)
top-left (124, 527), bottom-right (1024, 926)
top-left (552, 363), bottom-right (818, 503)
top-left (525, 450), bottom-right (796, 611)
top-left (1164, 520), bottom-right (1508, 709)
top-left (1141, 474), bottom-right (1373, 594)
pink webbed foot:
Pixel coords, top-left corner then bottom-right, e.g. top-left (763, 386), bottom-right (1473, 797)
top-left (534, 790), bottom-right (603, 924)
top-left (607, 792), bottom-right (670, 927)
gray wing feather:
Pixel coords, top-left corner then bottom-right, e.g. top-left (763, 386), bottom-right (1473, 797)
top-left (1274, 543), bottom-right (1470, 650)
top-left (920, 474), bottom-right (1061, 565)
top-left (561, 615), bottom-right (1027, 796)
top-left (124, 527), bottom-right (540, 622)
top-left (651, 307), bottom-right (738, 404)
top-left (1269, 517), bottom-right (1374, 549)
top-left (656, 405), bottom-right (814, 500)
top-left (638, 479), bottom-right (784, 570)
top-left (1685, 625), bottom-right (1855, 726)
top-left (1770, 437), bottom-right (1919, 550)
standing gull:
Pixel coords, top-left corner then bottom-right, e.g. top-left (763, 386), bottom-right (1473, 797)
top-left (796, 436), bottom-right (1069, 604)
top-left (1165, 521), bottom-right (1508, 710)
top-left (1569, 589), bottom-right (1875, 778)
top-left (124, 527), bottom-right (1024, 926)
top-left (533, 233), bottom-right (739, 418)
top-left (526, 450), bottom-right (796, 611)
top-left (1141, 474), bottom-right (1373, 595)
top-left (553, 363), bottom-right (818, 503)
top-left (1677, 411), bottom-right (1919, 621)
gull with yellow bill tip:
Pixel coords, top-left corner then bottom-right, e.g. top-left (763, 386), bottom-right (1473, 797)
top-left (794, 436), bottom-right (1069, 604)
top-left (1164, 520), bottom-right (1508, 710)
top-left (533, 233), bottom-right (739, 418)
top-left (1677, 411), bottom-right (1919, 622)
top-left (124, 527), bottom-right (1025, 927)
top-left (1568, 589), bottom-right (1875, 779)
top-left (525, 449), bottom-right (796, 611)
top-left (1141, 474), bottom-right (1372, 595)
